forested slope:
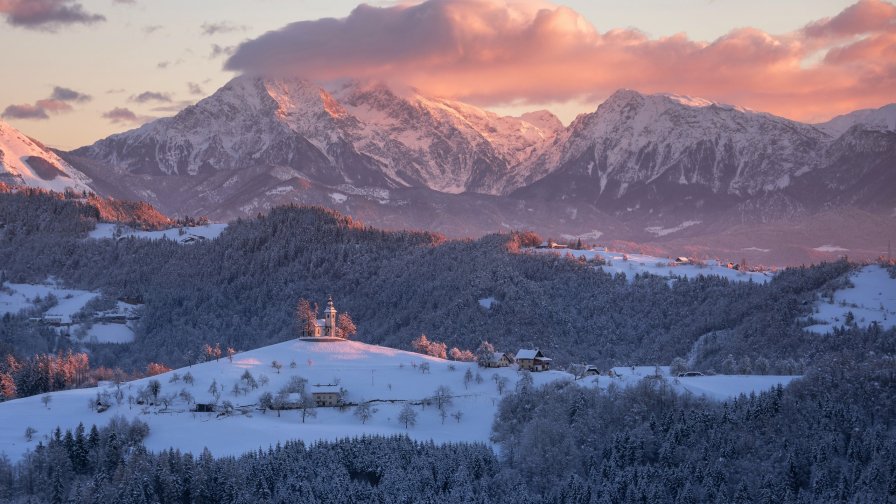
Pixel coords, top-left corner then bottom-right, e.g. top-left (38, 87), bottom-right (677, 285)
top-left (0, 189), bottom-right (856, 372)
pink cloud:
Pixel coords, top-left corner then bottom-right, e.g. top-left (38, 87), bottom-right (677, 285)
top-left (0, 0), bottom-right (105, 31)
top-left (803, 0), bottom-right (896, 39)
top-left (2, 104), bottom-right (49, 120)
top-left (225, 0), bottom-right (896, 122)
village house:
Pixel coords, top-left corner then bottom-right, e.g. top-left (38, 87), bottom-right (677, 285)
top-left (536, 240), bottom-right (564, 250)
top-left (515, 349), bottom-right (552, 372)
top-left (311, 385), bottom-right (342, 407)
top-left (483, 352), bottom-right (515, 368)
top-left (583, 365), bottom-right (600, 376)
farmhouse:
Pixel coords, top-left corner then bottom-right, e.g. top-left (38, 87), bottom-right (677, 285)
top-left (311, 385), bottom-right (342, 407)
top-left (483, 352), bottom-right (514, 368)
top-left (515, 349), bottom-right (552, 372)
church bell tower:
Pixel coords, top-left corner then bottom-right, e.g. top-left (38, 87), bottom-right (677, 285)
top-left (324, 295), bottom-right (337, 338)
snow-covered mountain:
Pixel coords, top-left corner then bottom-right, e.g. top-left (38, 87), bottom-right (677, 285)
top-left (59, 81), bottom-right (896, 264)
top-left (0, 120), bottom-right (91, 192)
top-left (816, 103), bottom-right (896, 137)
top-left (72, 76), bottom-right (560, 195)
top-left (512, 90), bottom-right (831, 205)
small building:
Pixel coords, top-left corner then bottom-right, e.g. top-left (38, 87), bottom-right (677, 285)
top-left (674, 257), bottom-right (690, 264)
top-left (300, 296), bottom-right (343, 341)
top-left (515, 349), bottom-right (552, 372)
top-left (536, 241), bottom-right (564, 250)
top-left (484, 352), bottom-right (514, 368)
top-left (583, 365), bottom-right (600, 376)
top-left (311, 385), bottom-right (342, 407)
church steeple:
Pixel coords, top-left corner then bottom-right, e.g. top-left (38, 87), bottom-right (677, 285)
top-left (324, 295), bottom-right (337, 339)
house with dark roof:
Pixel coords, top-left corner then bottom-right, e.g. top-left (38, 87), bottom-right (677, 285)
top-left (515, 349), bottom-right (552, 372)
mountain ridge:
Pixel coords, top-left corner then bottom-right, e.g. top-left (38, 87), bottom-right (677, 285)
top-left (48, 80), bottom-right (896, 263)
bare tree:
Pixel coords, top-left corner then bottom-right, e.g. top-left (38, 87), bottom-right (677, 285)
top-left (298, 392), bottom-right (317, 423)
top-left (398, 403), bottom-right (417, 429)
top-left (354, 401), bottom-right (377, 424)
top-left (433, 385), bottom-right (454, 412)
top-left (296, 298), bottom-right (318, 337)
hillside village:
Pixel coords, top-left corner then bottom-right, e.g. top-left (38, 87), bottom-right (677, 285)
top-left (0, 295), bottom-right (801, 463)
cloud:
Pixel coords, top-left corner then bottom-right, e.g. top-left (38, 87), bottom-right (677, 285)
top-left (102, 107), bottom-right (152, 125)
top-left (51, 86), bottom-right (91, 102)
top-left (0, 0), bottom-right (105, 31)
top-left (225, 0), bottom-right (896, 122)
top-left (210, 44), bottom-right (235, 58)
top-left (143, 24), bottom-right (162, 35)
top-left (188, 82), bottom-right (204, 95)
top-left (1, 86), bottom-right (89, 120)
top-left (130, 91), bottom-right (171, 103)
top-left (201, 21), bottom-right (246, 36)
top-left (2, 104), bottom-right (50, 120)
top-left (35, 99), bottom-right (72, 113)
top-left (803, 0), bottom-right (896, 39)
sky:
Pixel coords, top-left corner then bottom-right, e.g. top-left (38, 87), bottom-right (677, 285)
top-left (0, 0), bottom-right (893, 149)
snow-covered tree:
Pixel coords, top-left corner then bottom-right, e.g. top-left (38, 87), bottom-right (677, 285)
top-left (354, 402), bottom-right (376, 424)
top-left (398, 403), bottom-right (417, 429)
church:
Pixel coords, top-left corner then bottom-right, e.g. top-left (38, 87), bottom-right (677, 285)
top-left (300, 296), bottom-right (342, 341)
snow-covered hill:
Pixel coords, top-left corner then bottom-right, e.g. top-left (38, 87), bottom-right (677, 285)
top-left (804, 265), bottom-right (896, 334)
top-left (0, 340), bottom-right (797, 461)
top-left (0, 120), bottom-right (91, 192)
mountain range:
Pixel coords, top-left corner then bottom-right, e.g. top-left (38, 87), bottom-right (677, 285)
top-left (2, 76), bottom-right (894, 264)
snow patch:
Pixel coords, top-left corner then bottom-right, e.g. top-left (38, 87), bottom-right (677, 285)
top-left (645, 220), bottom-right (701, 237)
top-left (329, 192), bottom-right (347, 203)
top-left (73, 323), bottom-right (136, 344)
top-left (90, 223), bottom-right (227, 243)
top-left (478, 297), bottom-right (497, 309)
top-left (0, 282), bottom-right (97, 322)
top-left (560, 230), bottom-right (603, 242)
top-left (813, 245), bottom-right (849, 253)
top-left (531, 247), bottom-right (771, 284)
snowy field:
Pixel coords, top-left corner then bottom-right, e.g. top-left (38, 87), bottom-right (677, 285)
top-left (805, 265), bottom-right (896, 334)
top-left (532, 247), bottom-right (772, 283)
top-left (71, 322), bottom-right (136, 344)
top-left (0, 340), bottom-right (798, 462)
top-left (0, 282), bottom-right (138, 343)
top-left (0, 282), bottom-right (97, 323)
top-left (604, 366), bottom-right (798, 401)
top-left (89, 223), bottom-right (227, 243)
